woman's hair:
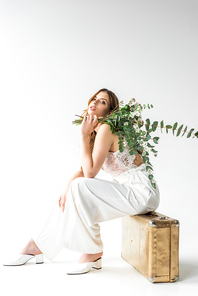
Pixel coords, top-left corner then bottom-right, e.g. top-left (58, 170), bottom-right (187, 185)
top-left (81, 88), bottom-right (119, 153)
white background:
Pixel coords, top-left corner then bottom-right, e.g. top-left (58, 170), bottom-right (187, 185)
top-left (0, 0), bottom-right (198, 295)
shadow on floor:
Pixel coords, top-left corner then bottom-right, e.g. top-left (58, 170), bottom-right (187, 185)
top-left (179, 260), bottom-right (198, 281)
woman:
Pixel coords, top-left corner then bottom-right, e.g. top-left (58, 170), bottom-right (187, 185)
top-left (3, 88), bottom-right (160, 274)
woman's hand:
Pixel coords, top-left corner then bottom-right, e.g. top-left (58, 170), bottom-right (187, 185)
top-left (58, 169), bottom-right (84, 213)
top-left (80, 115), bottom-right (98, 136)
top-left (58, 188), bottom-right (67, 213)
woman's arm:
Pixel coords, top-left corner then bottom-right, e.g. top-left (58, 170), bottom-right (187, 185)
top-left (64, 168), bottom-right (84, 194)
top-left (59, 168), bottom-right (84, 212)
top-left (80, 116), bottom-right (114, 178)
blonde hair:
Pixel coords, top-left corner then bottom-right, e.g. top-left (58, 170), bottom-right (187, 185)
top-left (81, 88), bottom-right (119, 153)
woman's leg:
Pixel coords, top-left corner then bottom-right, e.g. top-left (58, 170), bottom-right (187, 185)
top-left (20, 238), bottom-right (103, 264)
top-left (32, 176), bottom-right (159, 262)
top-left (20, 238), bottom-right (42, 255)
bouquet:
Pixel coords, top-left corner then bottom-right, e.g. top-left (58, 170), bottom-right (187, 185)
top-left (72, 99), bottom-right (198, 188)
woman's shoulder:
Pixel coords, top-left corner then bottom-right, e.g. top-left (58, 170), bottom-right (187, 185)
top-left (97, 123), bottom-right (118, 139)
top-left (97, 123), bottom-right (112, 134)
top-left (96, 123), bottom-right (119, 151)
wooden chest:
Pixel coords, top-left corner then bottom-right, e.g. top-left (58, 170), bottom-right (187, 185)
top-left (121, 211), bottom-right (179, 283)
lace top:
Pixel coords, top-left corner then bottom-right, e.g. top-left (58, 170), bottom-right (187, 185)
top-left (102, 145), bottom-right (138, 178)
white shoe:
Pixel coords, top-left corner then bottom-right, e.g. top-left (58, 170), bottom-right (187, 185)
top-left (66, 257), bottom-right (102, 275)
top-left (3, 254), bottom-right (44, 266)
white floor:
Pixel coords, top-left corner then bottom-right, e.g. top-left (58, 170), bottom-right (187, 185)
top-left (1, 243), bottom-right (198, 296)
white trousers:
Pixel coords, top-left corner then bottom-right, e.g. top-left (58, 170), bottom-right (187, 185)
top-left (33, 164), bottom-right (160, 261)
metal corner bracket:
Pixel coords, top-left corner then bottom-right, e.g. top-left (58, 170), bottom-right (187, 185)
top-left (174, 219), bottom-right (179, 228)
top-left (149, 219), bottom-right (157, 227)
top-left (147, 276), bottom-right (156, 283)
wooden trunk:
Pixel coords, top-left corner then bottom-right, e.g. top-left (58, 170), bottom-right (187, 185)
top-left (121, 211), bottom-right (179, 283)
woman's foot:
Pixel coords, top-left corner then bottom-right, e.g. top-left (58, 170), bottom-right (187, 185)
top-left (78, 251), bottom-right (103, 264)
top-left (20, 238), bottom-right (42, 255)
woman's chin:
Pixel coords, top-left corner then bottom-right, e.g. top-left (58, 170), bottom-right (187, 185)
top-left (88, 110), bottom-right (96, 115)
top-left (88, 110), bottom-right (104, 117)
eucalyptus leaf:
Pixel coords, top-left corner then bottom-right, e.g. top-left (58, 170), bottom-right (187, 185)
top-left (148, 174), bottom-right (154, 180)
top-left (166, 125), bottom-right (172, 133)
top-left (152, 121), bottom-right (158, 132)
top-left (146, 134), bottom-right (151, 141)
top-left (160, 120), bottom-right (164, 132)
top-left (181, 126), bottom-right (188, 137)
top-left (172, 122), bottom-right (178, 135)
top-left (194, 131), bottom-right (198, 138)
top-left (153, 137), bottom-right (159, 144)
top-left (146, 165), bottom-right (153, 171)
top-left (151, 149), bottom-right (158, 153)
top-left (187, 128), bottom-right (194, 138)
top-left (147, 143), bottom-right (155, 148)
top-left (176, 124), bottom-right (183, 137)
top-left (145, 118), bottom-right (150, 131)
top-left (143, 157), bottom-right (149, 163)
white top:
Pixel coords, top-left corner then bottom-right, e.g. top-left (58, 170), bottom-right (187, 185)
top-left (102, 145), bottom-right (138, 178)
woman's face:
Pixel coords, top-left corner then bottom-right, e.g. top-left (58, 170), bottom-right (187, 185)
top-left (88, 91), bottom-right (111, 117)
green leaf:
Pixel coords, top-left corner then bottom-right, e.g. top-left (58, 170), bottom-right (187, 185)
top-left (146, 165), bottom-right (153, 171)
top-left (110, 126), bottom-right (114, 133)
top-left (160, 120), bottom-right (164, 132)
top-left (146, 134), bottom-right (151, 141)
top-left (151, 149), bottom-right (158, 153)
top-left (111, 118), bottom-right (116, 124)
top-left (147, 143), bottom-right (155, 148)
top-left (146, 128), bottom-right (152, 133)
top-left (143, 157), bottom-right (149, 163)
top-left (137, 146), bottom-right (143, 152)
top-left (142, 151), bottom-right (147, 156)
top-left (187, 128), bottom-right (194, 138)
top-left (166, 125), bottom-right (172, 133)
top-left (119, 146), bottom-right (124, 153)
top-left (145, 118), bottom-right (150, 131)
top-left (148, 174), bottom-right (154, 180)
top-left (138, 120), bottom-right (143, 128)
top-left (176, 124), bottom-right (183, 137)
top-left (151, 182), bottom-right (156, 189)
top-left (152, 121), bottom-right (158, 132)
top-left (181, 126), bottom-right (188, 137)
top-left (172, 122), bottom-right (178, 135)
top-left (153, 137), bottom-right (159, 144)
top-left (194, 131), bottom-right (198, 138)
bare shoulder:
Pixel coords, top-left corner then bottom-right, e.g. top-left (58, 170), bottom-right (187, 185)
top-left (97, 123), bottom-right (113, 136)
top-left (94, 123), bottom-right (115, 147)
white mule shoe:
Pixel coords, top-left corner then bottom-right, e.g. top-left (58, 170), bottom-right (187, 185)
top-left (66, 257), bottom-right (102, 275)
top-left (3, 254), bottom-right (44, 266)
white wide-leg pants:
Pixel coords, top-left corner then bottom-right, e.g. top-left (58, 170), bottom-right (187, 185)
top-left (33, 164), bottom-right (160, 261)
